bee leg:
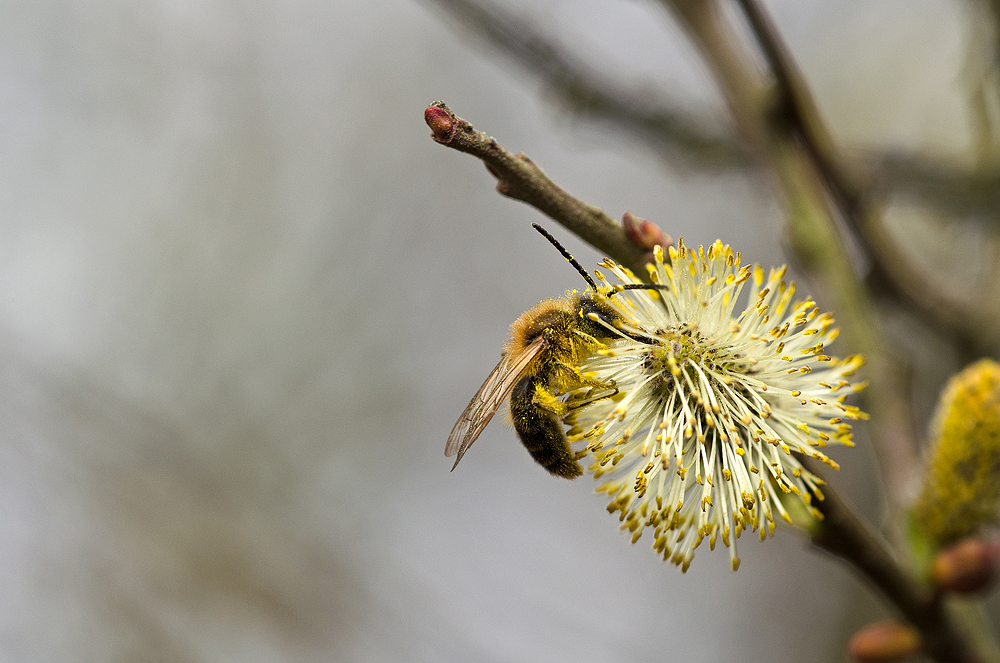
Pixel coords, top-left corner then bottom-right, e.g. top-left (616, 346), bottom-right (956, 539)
top-left (566, 387), bottom-right (618, 411)
top-left (552, 361), bottom-right (616, 392)
top-left (509, 374), bottom-right (582, 479)
top-left (552, 361), bottom-right (619, 408)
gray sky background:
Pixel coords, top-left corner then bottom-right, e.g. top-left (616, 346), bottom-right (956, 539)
top-left (0, 1), bottom-right (981, 661)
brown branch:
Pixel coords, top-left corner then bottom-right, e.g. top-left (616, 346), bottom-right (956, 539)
top-left (804, 459), bottom-right (977, 663)
top-left (424, 101), bottom-right (656, 275)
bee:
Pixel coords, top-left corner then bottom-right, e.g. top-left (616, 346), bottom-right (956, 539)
top-left (446, 224), bottom-right (663, 478)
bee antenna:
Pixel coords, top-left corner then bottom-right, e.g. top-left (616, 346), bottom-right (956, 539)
top-left (617, 283), bottom-right (672, 293)
top-left (531, 223), bottom-right (599, 291)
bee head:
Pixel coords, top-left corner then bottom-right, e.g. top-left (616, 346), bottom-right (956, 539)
top-left (576, 293), bottom-right (627, 341)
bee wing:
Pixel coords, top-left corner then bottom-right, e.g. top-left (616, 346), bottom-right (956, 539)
top-left (445, 336), bottom-right (547, 470)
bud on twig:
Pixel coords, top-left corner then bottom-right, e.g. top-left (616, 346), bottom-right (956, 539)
top-left (622, 211), bottom-right (671, 251)
top-left (848, 621), bottom-right (921, 662)
top-left (931, 537), bottom-right (1000, 594)
top-left (425, 102), bottom-right (457, 143)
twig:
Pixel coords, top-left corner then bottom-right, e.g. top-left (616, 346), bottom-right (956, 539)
top-left (424, 101), bottom-right (655, 275)
top-left (804, 458), bottom-right (976, 663)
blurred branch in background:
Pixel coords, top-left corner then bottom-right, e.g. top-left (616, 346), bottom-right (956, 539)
top-left (881, 153), bottom-right (1000, 216)
top-left (429, 0), bottom-right (1000, 211)
top-left (964, 0), bottom-right (1000, 166)
top-left (427, 0), bottom-right (752, 169)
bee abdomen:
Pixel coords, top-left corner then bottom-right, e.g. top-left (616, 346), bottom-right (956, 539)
top-left (510, 375), bottom-right (582, 479)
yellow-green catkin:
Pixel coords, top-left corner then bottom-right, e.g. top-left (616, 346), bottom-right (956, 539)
top-left (915, 359), bottom-right (1000, 546)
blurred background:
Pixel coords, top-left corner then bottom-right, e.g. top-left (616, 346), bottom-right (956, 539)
top-left (0, 1), bottom-right (991, 661)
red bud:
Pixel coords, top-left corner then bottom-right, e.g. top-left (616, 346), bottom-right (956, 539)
top-left (425, 104), bottom-right (455, 143)
top-left (623, 212), bottom-right (671, 250)
top-left (848, 621), bottom-right (921, 662)
top-left (932, 537), bottom-right (1000, 594)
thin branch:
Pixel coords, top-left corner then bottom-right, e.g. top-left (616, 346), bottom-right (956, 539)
top-left (963, 0), bottom-right (1000, 164)
top-left (804, 458), bottom-right (976, 663)
top-left (853, 205), bottom-right (996, 352)
top-left (424, 101), bottom-right (654, 275)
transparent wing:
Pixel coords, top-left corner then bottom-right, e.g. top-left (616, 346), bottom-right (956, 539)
top-left (445, 336), bottom-right (548, 470)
